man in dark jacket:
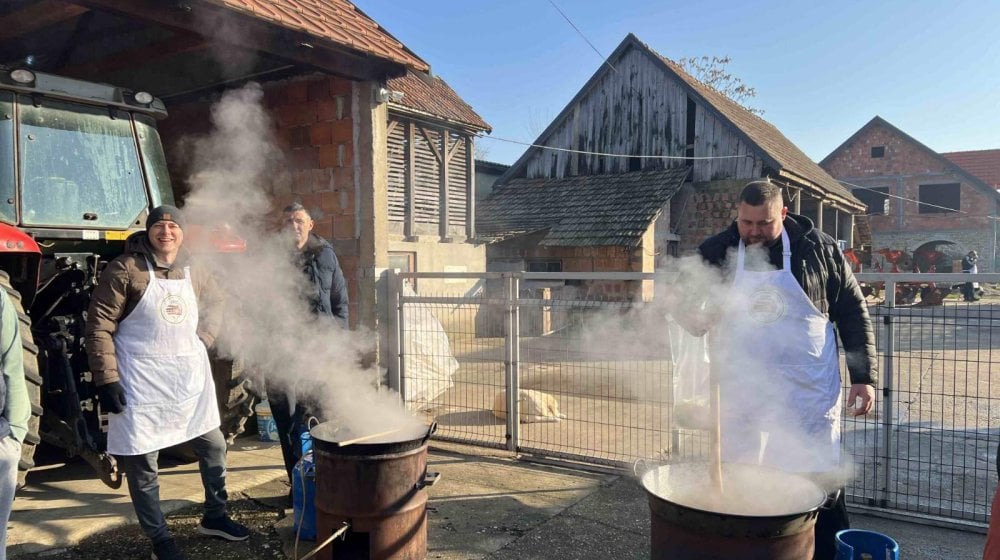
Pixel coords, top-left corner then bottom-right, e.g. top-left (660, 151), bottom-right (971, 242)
top-left (690, 180), bottom-right (877, 560)
top-left (269, 203), bottom-right (349, 491)
top-left (961, 250), bottom-right (980, 302)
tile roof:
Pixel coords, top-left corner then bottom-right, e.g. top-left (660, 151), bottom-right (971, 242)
top-left (477, 167), bottom-right (690, 247)
top-left (631, 36), bottom-right (859, 207)
top-left (388, 71), bottom-right (490, 132)
top-left (942, 149), bottom-right (1000, 190)
top-left (216, 0), bottom-right (428, 71)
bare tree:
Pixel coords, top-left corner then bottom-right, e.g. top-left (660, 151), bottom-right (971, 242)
top-left (678, 56), bottom-right (764, 116)
top-left (474, 141), bottom-right (491, 162)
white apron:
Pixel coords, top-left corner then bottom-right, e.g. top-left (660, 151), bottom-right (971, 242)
top-left (710, 229), bottom-right (841, 473)
top-left (107, 258), bottom-right (220, 456)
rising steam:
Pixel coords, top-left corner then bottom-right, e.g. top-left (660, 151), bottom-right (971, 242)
top-left (180, 83), bottom-right (420, 440)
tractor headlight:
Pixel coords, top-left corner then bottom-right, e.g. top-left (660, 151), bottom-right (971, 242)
top-left (10, 69), bottom-right (35, 84)
top-left (134, 91), bottom-right (154, 104)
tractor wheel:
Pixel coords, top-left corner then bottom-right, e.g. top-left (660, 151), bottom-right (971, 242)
top-left (0, 271), bottom-right (42, 488)
top-left (161, 355), bottom-right (257, 463)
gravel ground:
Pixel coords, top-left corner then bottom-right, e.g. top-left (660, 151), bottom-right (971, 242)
top-left (37, 484), bottom-right (294, 560)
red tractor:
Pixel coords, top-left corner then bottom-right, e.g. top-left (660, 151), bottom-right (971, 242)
top-left (846, 245), bottom-right (954, 306)
top-left (0, 66), bottom-right (254, 486)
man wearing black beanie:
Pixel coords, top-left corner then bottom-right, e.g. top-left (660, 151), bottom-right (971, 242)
top-left (84, 205), bottom-right (248, 560)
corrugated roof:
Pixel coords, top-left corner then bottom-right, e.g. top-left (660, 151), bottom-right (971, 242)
top-left (477, 167), bottom-right (690, 247)
top-left (217, 0), bottom-right (428, 71)
top-left (387, 71), bottom-right (490, 132)
top-left (632, 36), bottom-right (858, 206)
top-left (942, 149), bottom-right (1000, 190)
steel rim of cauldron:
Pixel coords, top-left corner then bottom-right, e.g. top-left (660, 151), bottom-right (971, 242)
top-left (638, 461), bottom-right (828, 520)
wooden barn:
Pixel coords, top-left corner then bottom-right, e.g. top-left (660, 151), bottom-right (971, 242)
top-left (481, 33), bottom-right (867, 295)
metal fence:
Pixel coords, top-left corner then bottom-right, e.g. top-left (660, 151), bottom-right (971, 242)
top-left (384, 270), bottom-right (1000, 529)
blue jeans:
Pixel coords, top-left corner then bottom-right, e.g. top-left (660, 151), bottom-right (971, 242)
top-left (119, 429), bottom-right (229, 543)
top-left (0, 435), bottom-right (21, 560)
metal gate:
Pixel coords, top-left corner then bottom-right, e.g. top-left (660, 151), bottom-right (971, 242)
top-left (384, 269), bottom-right (1000, 529)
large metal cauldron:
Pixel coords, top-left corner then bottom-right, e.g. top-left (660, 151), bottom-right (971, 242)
top-left (311, 421), bottom-right (439, 560)
top-left (639, 462), bottom-right (827, 560)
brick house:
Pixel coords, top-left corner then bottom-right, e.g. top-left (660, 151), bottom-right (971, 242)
top-left (486, 34), bottom-right (866, 298)
top-left (821, 117), bottom-right (1000, 272)
top-left (0, 0), bottom-right (488, 336)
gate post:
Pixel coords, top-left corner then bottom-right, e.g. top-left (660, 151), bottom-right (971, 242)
top-left (879, 279), bottom-right (896, 508)
top-left (386, 269), bottom-right (403, 397)
top-left (504, 273), bottom-right (521, 452)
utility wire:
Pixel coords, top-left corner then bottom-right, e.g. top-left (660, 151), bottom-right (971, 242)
top-left (475, 132), bottom-right (751, 160)
top-left (545, 0), bottom-right (618, 75)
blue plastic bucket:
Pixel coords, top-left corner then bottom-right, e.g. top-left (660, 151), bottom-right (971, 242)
top-left (835, 529), bottom-right (899, 560)
top-left (292, 451), bottom-right (316, 541)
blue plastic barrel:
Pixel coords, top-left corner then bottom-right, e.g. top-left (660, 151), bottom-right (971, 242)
top-left (835, 529), bottom-right (899, 560)
top-left (292, 451), bottom-right (316, 541)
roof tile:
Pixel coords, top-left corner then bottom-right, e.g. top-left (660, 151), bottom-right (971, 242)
top-left (215, 0), bottom-right (428, 71)
top-left (943, 149), bottom-right (1000, 190)
top-left (477, 167), bottom-right (690, 246)
top-left (388, 71), bottom-right (490, 132)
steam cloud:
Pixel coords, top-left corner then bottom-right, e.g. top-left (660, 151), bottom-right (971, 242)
top-left (180, 83), bottom-right (421, 440)
top-left (572, 244), bottom-right (854, 497)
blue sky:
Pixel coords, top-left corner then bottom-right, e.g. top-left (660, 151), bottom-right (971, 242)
top-left (358, 1), bottom-right (1000, 166)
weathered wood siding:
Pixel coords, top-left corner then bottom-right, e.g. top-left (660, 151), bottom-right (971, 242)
top-left (387, 117), bottom-right (470, 229)
top-left (523, 46), bottom-right (764, 182)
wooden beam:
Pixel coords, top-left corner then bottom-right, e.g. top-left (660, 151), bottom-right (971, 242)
top-left (67, 0), bottom-right (407, 81)
top-left (439, 127), bottom-right (450, 240)
top-left (417, 125), bottom-right (441, 163)
top-left (466, 135), bottom-right (475, 240)
top-left (404, 120), bottom-right (416, 239)
top-left (57, 33), bottom-right (206, 78)
top-left (386, 119), bottom-right (399, 138)
top-left (444, 132), bottom-right (461, 165)
top-left (0, 1), bottom-right (89, 43)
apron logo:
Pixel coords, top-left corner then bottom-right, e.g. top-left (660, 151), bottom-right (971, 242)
top-left (159, 294), bottom-right (188, 324)
top-left (748, 288), bottom-right (786, 324)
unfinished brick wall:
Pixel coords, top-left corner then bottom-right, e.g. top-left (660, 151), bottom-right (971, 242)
top-left (822, 121), bottom-right (999, 271)
top-left (672, 179), bottom-right (745, 254)
top-left (157, 73), bottom-right (363, 321)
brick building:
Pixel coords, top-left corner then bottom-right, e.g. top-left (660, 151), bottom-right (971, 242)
top-left (0, 0), bottom-right (488, 336)
top-left (485, 33), bottom-right (865, 298)
top-left (821, 117), bottom-right (1000, 272)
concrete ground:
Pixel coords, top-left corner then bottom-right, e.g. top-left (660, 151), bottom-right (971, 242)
top-left (8, 438), bottom-right (989, 559)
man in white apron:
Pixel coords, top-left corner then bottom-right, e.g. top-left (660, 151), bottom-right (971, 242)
top-left (85, 206), bottom-right (248, 560)
top-left (691, 181), bottom-right (877, 560)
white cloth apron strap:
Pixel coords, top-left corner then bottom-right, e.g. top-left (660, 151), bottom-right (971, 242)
top-left (714, 228), bottom-right (842, 473)
top-left (106, 257), bottom-right (220, 456)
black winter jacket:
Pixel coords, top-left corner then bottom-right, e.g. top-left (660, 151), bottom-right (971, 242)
top-left (298, 233), bottom-right (349, 327)
top-left (697, 214), bottom-right (877, 385)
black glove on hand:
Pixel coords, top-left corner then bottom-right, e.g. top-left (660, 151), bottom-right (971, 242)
top-left (98, 382), bottom-right (127, 414)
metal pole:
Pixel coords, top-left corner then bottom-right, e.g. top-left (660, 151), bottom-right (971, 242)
top-left (879, 279), bottom-right (896, 508)
top-left (396, 275), bottom-right (408, 404)
top-left (386, 269), bottom-right (402, 396)
top-left (504, 273), bottom-right (521, 452)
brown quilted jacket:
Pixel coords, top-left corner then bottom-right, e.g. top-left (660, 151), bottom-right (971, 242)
top-left (84, 232), bottom-right (224, 386)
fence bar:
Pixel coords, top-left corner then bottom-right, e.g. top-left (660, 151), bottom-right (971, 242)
top-left (504, 274), bottom-right (520, 452)
top-left (879, 279), bottom-right (896, 508)
top-left (386, 269), bottom-right (402, 395)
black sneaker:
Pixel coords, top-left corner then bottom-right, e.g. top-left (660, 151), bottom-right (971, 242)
top-left (151, 537), bottom-right (188, 560)
top-left (198, 515), bottom-right (251, 541)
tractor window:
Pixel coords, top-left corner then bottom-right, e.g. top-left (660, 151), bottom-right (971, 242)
top-left (135, 114), bottom-right (175, 207)
top-left (17, 96), bottom-right (148, 228)
top-left (0, 92), bottom-right (15, 223)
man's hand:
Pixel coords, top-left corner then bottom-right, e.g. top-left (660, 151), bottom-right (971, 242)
top-left (847, 383), bottom-right (875, 416)
top-left (98, 382), bottom-right (127, 414)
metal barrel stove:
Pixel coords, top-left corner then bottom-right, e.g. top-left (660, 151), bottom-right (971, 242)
top-left (311, 421), bottom-right (439, 560)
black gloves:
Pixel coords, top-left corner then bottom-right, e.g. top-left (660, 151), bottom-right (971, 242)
top-left (98, 382), bottom-right (127, 414)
